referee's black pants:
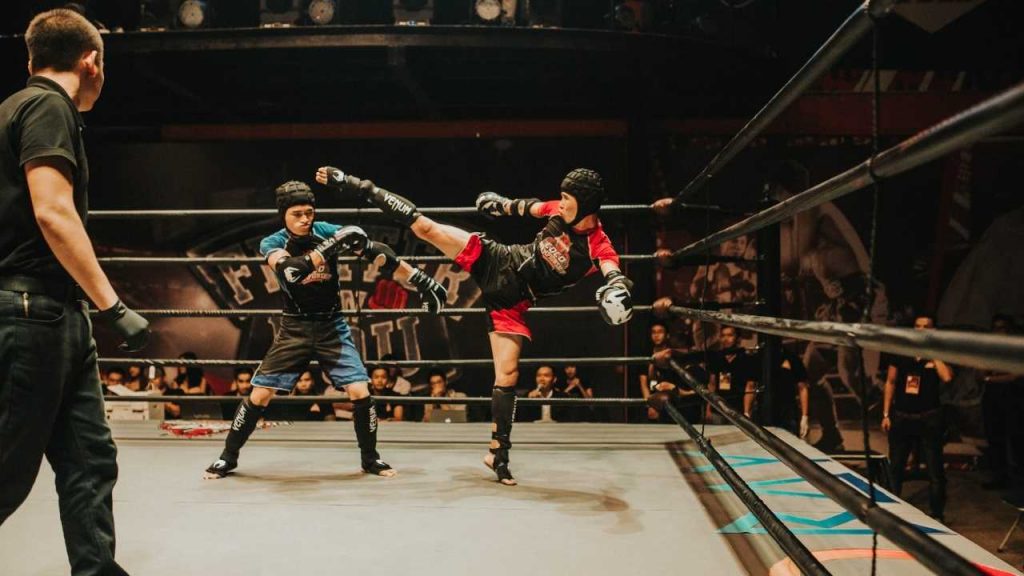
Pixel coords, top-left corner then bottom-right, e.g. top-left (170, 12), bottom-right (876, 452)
top-left (0, 289), bottom-right (128, 576)
top-left (888, 409), bottom-right (946, 519)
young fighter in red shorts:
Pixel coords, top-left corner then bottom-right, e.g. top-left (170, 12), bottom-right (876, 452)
top-left (316, 166), bottom-right (633, 485)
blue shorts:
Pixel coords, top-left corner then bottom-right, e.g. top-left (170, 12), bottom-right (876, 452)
top-left (251, 314), bottom-right (368, 392)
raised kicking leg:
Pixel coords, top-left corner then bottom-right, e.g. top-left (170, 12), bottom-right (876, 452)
top-left (316, 166), bottom-right (473, 259)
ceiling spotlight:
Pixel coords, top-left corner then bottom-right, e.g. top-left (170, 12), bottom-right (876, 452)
top-left (306, 0), bottom-right (337, 25)
top-left (177, 0), bottom-right (209, 28)
top-left (474, 0), bottom-right (503, 24)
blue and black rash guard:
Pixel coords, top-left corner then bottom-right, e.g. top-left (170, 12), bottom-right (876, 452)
top-left (261, 221), bottom-right (346, 315)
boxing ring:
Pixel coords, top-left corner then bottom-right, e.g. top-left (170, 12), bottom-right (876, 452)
top-left (7, 0), bottom-right (1024, 574)
top-left (0, 421), bottom-right (1016, 575)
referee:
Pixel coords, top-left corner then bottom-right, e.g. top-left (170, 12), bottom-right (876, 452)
top-left (0, 9), bottom-right (148, 576)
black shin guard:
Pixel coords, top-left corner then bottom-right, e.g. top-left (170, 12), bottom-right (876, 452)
top-left (490, 387), bottom-right (517, 463)
top-left (359, 180), bottom-right (421, 226)
top-left (222, 398), bottom-right (265, 462)
top-left (353, 397), bottom-right (381, 465)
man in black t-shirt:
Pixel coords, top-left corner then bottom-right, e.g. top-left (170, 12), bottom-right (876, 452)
top-left (0, 11), bottom-right (148, 576)
top-left (705, 325), bottom-right (757, 421)
top-left (882, 315), bottom-right (954, 521)
top-left (753, 345), bottom-right (811, 438)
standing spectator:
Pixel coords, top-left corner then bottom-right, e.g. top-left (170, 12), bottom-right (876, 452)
top-left (175, 351), bottom-right (208, 395)
top-left (980, 314), bottom-right (1021, 490)
top-left (422, 368), bottom-right (467, 422)
top-left (561, 364), bottom-right (594, 422)
top-left (523, 365), bottom-right (567, 422)
top-left (380, 353), bottom-right (412, 395)
top-left (754, 343), bottom-right (811, 438)
top-left (882, 314), bottom-right (955, 521)
top-left (369, 365), bottom-right (405, 421)
top-left (103, 366), bottom-right (126, 395)
top-left (705, 325), bottom-right (757, 422)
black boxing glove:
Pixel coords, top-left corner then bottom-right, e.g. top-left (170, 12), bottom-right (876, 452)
top-left (408, 268), bottom-right (447, 313)
top-left (476, 192), bottom-right (538, 218)
top-left (315, 226), bottom-right (369, 260)
top-left (319, 166), bottom-right (362, 193)
top-left (95, 300), bottom-right (150, 352)
top-left (274, 254), bottom-right (316, 284)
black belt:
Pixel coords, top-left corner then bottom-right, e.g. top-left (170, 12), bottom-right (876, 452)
top-left (893, 408), bottom-right (942, 420)
top-left (0, 275), bottom-right (83, 302)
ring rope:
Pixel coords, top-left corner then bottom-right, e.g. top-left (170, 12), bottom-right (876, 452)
top-left (663, 402), bottom-right (828, 575)
top-left (667, 305), bottom-right (1024, 376)
top-left (675, 0), bottom-right (897, 200)
top-left (667, 359), bottom-right (982, 576)
top-left (88, 204), bottom-right (658, 219)
top-left (101, 306), bottom-right (656, 318)
top-left (96, 356), bottom-right (656, 367)
top-left (672, 81), bottom-right (1024, 261)
top-left (102, 394), bottom-right (648, 406)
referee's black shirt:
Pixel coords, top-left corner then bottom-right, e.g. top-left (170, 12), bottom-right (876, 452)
top-left (0, 76), bottom-right (88, 282)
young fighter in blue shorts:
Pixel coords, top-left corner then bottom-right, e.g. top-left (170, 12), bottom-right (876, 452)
top-left (203, 181), bottom-right (447, 479)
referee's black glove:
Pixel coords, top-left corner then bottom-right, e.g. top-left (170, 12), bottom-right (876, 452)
top-left (96, 300), bottom-right (150, 352)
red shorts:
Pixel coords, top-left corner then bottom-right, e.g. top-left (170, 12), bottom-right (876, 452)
top-left (454, 234), bottom-right (533, 340)
top-left (488, 300), bottom-right (532, 340)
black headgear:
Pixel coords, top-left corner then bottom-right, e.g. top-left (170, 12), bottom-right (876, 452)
top-left (560, 168), bottom-right (604, 225)
top-left (275, 181), bottom-right (315, 216)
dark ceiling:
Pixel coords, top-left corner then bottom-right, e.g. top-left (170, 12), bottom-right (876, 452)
top-left (0, 0), bottom-right (1020, 127)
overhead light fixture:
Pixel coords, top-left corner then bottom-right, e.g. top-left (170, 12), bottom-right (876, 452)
top-left (474, 0), bottom-right (502, 23)
top-left (176, 0), bottom-right (209, 28)
top-left (305, 0), bottom-right (338, 25)
top-left (474, 0), bottom-right (516, 25)
top-left (393, 0), bottom-right (434, 25)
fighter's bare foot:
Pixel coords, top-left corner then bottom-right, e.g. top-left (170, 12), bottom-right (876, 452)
top-left (483, 452), bottom-right (517, 486)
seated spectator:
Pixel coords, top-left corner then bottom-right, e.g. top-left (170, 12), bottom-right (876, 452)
top-left (641, 321), bottom-right (701, 424)
top-left (422, 368), bottom-right (467, 422)
top-left (125, 364), bottom-right (145, 392)
top-left (521, 365), bottom-right (567, 422)
top-left (175, 351), bottom-right (209, 395)
top-left (369, 365), bottom-right (405, 421)
top-left (287, 370), bottom-right (335, 422)
top-left (229, 368), bottom-right (254, 396)
top-left (380, 353), bottom-right (412, 395)
top-left (146, 366), bottom-right (182, 419)
top-left (561, 364), bottom-right (594, 422)
top-left (103, 366), bottom-right (126, 395)
top-left (221, 367), bottom-right (255, 419)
